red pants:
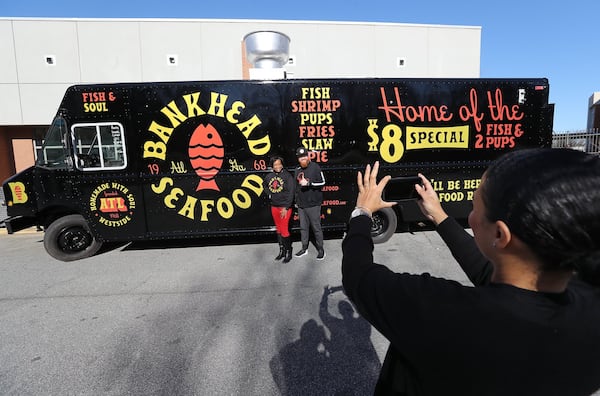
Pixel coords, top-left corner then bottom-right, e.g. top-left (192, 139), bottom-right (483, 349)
top-left (271, 206), bottom-right (292, 237)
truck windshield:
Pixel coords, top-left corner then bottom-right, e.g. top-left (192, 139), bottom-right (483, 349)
top-left (36, 116), bottom-right (71, 169)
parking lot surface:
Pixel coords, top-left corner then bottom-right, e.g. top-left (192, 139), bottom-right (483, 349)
top-left (0, 229), bottom-right (468, 395)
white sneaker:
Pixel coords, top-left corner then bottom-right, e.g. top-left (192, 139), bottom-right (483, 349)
top-left (316, 249), bottom-right (326, 260)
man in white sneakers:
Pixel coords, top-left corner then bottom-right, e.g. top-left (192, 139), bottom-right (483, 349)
top-left (294, 147), bottom-right (326, 260)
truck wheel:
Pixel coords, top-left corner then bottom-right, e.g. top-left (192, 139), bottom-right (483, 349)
top-left (44, 215), bottom-right (102, 261)
top-left (371, 207), bottom-right (397, 244)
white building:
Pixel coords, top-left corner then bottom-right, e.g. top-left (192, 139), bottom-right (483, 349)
top-left (588, 92), bottom-right (600, 131)
top-left (0, 17), bottom-right (481, 181)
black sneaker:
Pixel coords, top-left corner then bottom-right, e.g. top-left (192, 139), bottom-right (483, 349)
top-left (316, 249), bottom-right (326, 260)
top-left (295, 248), bottom-right (308, 257)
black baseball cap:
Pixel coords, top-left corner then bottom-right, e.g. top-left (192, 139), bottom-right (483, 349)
top-left (296, 147), bottom-right (308, 157)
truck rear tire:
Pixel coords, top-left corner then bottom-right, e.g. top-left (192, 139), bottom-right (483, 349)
top-left (44, 214), bottom-right (102, 261)
top-left (371, 207), bottom-right (397, 244)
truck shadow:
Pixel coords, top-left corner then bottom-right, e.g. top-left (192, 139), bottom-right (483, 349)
top-left (111, 231), bottom-right (345, 253)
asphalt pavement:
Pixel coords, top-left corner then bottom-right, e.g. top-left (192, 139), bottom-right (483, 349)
top-left (0, 228), bottom-right (469, 395)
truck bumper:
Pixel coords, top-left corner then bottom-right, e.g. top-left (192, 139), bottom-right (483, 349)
top-left (3, 216), bottom-right (38, 234)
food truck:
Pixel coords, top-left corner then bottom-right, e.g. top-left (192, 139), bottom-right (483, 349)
top-left (1, 78), bottom-right (554, 260)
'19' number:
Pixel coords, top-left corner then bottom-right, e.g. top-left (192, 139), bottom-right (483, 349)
top-left (148, 164), bottom-right (160, 174)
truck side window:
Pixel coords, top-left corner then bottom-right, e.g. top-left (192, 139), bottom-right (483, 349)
top-left (36, 117), bottom-right (70, 168)
top-left (72, 122), bottom-right (127, 171)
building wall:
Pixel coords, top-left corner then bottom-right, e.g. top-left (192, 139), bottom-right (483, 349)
top-left (588, 92), bottom-right (600, 130)
top-left (0, 17), bottom-right (481, 126)
top-left (0, 17), bottom-right (481, 183)
top-left (0, 126), bottom-right (45, 182)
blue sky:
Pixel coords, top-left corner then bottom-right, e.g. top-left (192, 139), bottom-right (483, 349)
top-left (3, 0), bottom-right (598, 131)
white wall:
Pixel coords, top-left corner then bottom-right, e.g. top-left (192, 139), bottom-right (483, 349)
top-left (0, 18), bottom-right (481, 126)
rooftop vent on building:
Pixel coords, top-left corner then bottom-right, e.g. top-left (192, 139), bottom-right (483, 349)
top-left (244, 31), bottom-right (290, 80)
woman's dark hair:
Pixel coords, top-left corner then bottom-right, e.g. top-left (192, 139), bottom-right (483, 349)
top-left (481, 148), bottom-right (600, 283)
top-left (270, 155), bottom-right (284, 168)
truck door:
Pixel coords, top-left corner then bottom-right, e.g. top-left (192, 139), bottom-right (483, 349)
top-left (68, 121), bottom-right (147, 242)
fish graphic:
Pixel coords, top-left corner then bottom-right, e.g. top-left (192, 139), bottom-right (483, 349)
top-left (188, 124), bottom-right (224, 191)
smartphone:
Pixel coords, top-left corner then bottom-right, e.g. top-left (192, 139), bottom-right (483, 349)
top-left (383, 176), bottom-right (423, 201)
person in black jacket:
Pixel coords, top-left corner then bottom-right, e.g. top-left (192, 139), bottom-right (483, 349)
top-left (294, 147), bottom-right (326, 260)
top-left (342, 149), bottom-right (600, 396)
top-left (263, 156), bottom-right (295, 263)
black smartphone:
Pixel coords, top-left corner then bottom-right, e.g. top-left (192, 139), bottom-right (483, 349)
top-left (383, 176), bottom-right (423, 201)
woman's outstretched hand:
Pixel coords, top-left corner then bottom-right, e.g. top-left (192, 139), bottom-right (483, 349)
top-left (415, 173), bottom-right (448, 226)
top-left (356, 161), bottom-right (397, 215)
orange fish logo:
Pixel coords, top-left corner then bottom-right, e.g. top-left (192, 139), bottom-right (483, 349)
top-left (188, 124), bottom-right (224, 191)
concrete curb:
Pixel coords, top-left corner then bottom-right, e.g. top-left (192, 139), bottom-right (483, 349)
top-left (0, 226), bottom-right (42, 236)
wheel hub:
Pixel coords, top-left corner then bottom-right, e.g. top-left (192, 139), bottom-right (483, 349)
top-left (57, 227), bottom-right (92, 252)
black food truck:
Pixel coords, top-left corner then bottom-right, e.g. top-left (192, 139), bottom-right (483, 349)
top-left (1, 78), bottom-right (553, 261)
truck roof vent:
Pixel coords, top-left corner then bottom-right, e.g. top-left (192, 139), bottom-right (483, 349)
top-left (244, 31), bottom-right (290, 80)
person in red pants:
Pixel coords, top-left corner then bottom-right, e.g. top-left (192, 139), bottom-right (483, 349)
top-left (263, 156), bottom-right (296, 263)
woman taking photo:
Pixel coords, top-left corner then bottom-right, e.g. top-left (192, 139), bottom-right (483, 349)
top-left (342, 148), bottom-right (600, 395)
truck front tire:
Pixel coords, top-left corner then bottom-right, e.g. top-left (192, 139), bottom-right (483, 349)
top-left (371, 207), bottom-right (397, 244)
top-left (44, 215), bottom-right (102, 261)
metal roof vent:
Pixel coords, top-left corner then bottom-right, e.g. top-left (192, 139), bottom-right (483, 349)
top-left (244, 31), bottom-right (290, 80)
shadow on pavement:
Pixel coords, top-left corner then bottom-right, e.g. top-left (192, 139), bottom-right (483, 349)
top-left (270, 286), bottom-right (381, 395)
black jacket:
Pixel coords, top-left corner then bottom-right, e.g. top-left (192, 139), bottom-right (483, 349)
top-left (263, 169), bottom-right (295, 208)
top-left (294, 161), bottom-right (325, 208)
top-left (342, 215), bottom-right (600, 396)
